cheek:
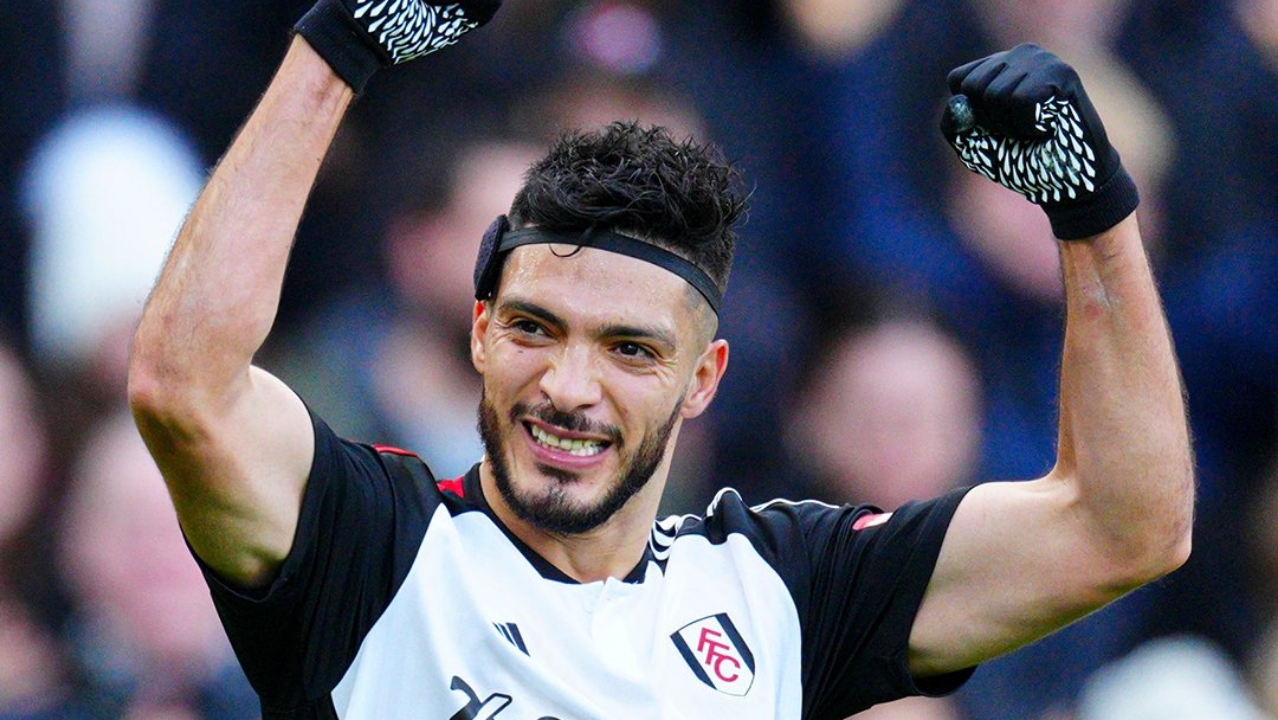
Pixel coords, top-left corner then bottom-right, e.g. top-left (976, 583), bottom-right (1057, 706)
top-left (484, 343), bottom-right (543, 390)
top-left (623, 381), bottom-right (684, 434)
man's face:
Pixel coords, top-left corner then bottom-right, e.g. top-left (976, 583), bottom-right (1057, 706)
top-left (472, 244), bottom-right (725, 535)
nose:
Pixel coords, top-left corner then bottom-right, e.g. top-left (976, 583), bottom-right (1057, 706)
top-left (539, 342), bottom-right (603, 413)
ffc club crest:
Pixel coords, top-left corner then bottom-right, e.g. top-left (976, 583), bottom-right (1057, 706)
top-left (670, 613), bottom-right (756, 696)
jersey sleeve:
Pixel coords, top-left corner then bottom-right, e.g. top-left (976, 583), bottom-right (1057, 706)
top-left (726, 487), bottom-right (974, 720)
top-left (191, 410), bottom-right (440, 715)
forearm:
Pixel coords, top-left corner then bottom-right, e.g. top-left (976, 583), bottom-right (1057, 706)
top-left (130, 37), bottom-right (352, 409)
top-left (1054, 213), bottom-right (1194, 579)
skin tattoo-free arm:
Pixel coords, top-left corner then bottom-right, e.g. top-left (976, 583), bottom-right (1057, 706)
top-left (129, 0), bottom-right (502, 590)
top-left (127, 38), bottom-right (351, 589)
top-left (906, 45), bottom-right (1194, 677)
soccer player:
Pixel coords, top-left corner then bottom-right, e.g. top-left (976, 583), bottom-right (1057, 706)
top-left (127, 1), bottom-right (1194, 717)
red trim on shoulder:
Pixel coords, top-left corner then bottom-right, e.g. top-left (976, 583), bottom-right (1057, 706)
top-left (373, 444), bottom-right (418, 457)
top-left (437, 477), bottom-right (465, 498)
top-left (852, 512), bottom-right (892, 531)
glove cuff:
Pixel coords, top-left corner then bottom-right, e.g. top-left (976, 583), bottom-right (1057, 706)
top-left (295, 0), bottom-right (389, 94)
top-left (1046, 164), bottom-right (1141, 240)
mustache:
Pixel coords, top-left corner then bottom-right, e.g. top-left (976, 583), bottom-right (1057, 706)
top-left (512, 401), bottom-right (623, 447)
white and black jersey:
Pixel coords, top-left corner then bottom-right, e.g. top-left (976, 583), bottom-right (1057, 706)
top-left (197, 413), bottom-right (974, 720)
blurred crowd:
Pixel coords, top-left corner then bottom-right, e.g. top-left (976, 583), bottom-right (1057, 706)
top-left (1, 0), bottom-right (1276, 718)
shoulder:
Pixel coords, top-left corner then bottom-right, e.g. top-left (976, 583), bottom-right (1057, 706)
top-left (652, 487), bottom-right (970, 568)
top-left (651, 488), bottom-right (881, 564)
top-left (697, 487), bottom-right (886, 537)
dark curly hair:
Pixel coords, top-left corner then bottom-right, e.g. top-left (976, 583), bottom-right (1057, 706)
top-left (508, 121), bottom-right (747, 295)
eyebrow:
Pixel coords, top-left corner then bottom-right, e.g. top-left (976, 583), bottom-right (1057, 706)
top-left (499, 298), bottom-right (678, 349)
top-left (500, 299), bottom-right (563, 329)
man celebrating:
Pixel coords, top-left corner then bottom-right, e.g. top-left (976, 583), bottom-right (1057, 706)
top-left (127, 0), bottom-right (1194, 717)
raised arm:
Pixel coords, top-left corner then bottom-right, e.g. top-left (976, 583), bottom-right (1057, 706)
top-left (907, 45), bottom-right (1194, 676)
top-left (128, 1), bottom-right (501, 589)
top-left (128, 38), bottom-right (350, 588)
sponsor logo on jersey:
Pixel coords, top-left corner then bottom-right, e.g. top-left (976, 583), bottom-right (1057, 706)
top-left (449, 675), bottom-right (562, 720)
top-left (670, 613), bottom-right (755, 696)
top-left (449, 676), bottom-right (512, 720)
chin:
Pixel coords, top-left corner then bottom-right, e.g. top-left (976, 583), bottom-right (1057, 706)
top-left (499, 459), bottom-right (633, 535)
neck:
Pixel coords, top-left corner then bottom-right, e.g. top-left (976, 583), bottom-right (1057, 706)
top-left (477, 460), bottom-right (668, 583)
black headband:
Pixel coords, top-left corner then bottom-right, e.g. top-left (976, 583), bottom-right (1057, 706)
top-left (472, 215), bottom-right (722, 315)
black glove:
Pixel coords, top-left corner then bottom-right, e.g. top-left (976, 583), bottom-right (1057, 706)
top-left (941, 43), bottom-right (1139, 240)
top-left (296, 0), bottom-right (502, 93)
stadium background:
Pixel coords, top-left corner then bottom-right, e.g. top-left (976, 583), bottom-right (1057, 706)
top-left (1, 0), bottom-right (1275, 717)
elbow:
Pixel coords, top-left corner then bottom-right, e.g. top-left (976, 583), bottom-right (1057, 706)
top-left (127, 354), bottom-right (216, 468)
top-left (127, 326), bottom-right (253, 460)
top-left (1167, 527), bottom-right (1193, 574)
top-left (1110, 491), bottom-right (1195, 591)
top-left (1097, 530), bottom-right (1191, 599)
top-left (1153, 465), bottom-right (1196, 579)
top-left (127, 375), bottom-right (180, 439)
top-left (1135, 523), bottom-right (1192, 586)
top-left (127, 348), bottom-right (159, 413)
top-left (1072, 464), bottom-right (1195, 594)
top-left (127, 336), bottom-right (176, 423)
top-left (127, 357), bottom-right (184, 446)
top-left (126, 330), bottom-right (207, 439)
top-left (1156, 509), bottom-right (1194, 578)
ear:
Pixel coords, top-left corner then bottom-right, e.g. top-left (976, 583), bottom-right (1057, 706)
top-left (680, 339), bottom-right (729, 419)
top-left (471, 300), bottom-right (490, 373)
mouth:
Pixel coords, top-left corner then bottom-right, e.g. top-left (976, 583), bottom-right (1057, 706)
top-left (523, 421), bottom-right (612, 462)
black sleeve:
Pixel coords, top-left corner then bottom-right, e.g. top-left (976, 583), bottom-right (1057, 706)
top-left (722, 488), bottom-right (975, 720)
top-left (191, 411), bottom-right (439, 715)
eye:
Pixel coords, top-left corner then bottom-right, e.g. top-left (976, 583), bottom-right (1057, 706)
top-left (511, 318), bottom-right (545, 336)
top-left (615, 341), bottom-right (655, 360)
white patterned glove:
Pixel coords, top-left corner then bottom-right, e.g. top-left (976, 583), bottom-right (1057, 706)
top-left (941, 44), bottom-right (1139, 240)
top-left (296, 0), bottom-right (502, 93)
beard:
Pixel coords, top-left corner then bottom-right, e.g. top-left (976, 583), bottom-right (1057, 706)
top-left (478, 389), bottom-right (683, 535)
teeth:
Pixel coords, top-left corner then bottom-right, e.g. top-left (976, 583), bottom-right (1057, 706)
top-left (531, 425), bottom-right (606, 457)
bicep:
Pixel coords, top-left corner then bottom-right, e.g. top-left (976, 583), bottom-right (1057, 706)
top-left (134, 365), bottom-right (315, 589)
top-left (908, 477), bottom-right (1134, 676)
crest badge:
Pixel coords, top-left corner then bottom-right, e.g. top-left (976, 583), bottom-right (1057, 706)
top-left (670, 613), bottom-right (756, 696)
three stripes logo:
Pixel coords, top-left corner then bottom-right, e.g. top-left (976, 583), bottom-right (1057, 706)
top-left (493, 622), bottom-right (528, 655)
top-left (670, 613), bottom-right (755, 696)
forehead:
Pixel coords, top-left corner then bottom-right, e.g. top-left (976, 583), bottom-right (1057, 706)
top-left (497, 244), bottom-right (696, 331)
